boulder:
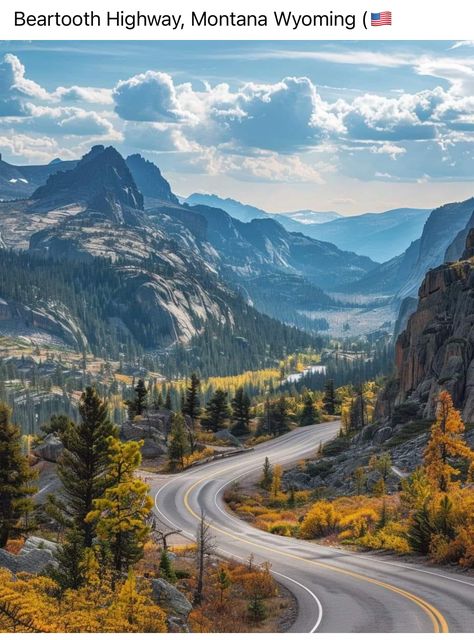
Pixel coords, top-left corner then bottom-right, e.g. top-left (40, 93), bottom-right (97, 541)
top-left (33, 434), bottom-right (63, 462)
top-left (0, 536), bottom-right (58, 574)
top-left (151, 578), bottom-right (192, 618)
top-left (372, 425), bottom-right (393, 445)
top-left (213, 429), bottom-right (242, 448)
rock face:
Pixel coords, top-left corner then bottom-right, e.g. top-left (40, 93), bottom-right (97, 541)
top-left (119, 410), bottom-right (172, 458)
top-left (126, 154), bottom-right (178, 205)
top-left (394, 231), bottom-right (474, 421)
top-left (34, 434), bottom-right (64, 462)
top-left (349, 197), bottom-right (474, 298)
top-left (32, 145), bottom-right (143, 213)
top-left (151, 578), bottom-right (192, 618)
top-left (0, 536), bottom-right (58, 574)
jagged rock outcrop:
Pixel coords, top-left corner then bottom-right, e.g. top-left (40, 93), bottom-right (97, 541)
top-left (32, 145), bottom-right (143, 213)
top-left (126, 154), bottom-right (178, 205)
top-left (394, 230), bottom-right (474, 421)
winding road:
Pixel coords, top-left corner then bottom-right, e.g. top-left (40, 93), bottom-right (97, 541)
top-left (151, 421), bottom-right (474, 632)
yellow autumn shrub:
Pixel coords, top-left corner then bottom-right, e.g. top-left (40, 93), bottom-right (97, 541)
top-left (300, 501), bottom-right (340, 538)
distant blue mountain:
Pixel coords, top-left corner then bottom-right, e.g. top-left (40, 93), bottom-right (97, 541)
top-left (185, 193), bottom-right (430, 262)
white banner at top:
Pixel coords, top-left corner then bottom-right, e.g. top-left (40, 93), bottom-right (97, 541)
top-left (0, 0), bottom-right (472, 40)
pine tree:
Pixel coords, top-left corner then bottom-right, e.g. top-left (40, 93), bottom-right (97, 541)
top-left (164, 390), bottom-right (172, 410)
top-left (271, 396), bottom-right (290, 436)
top-left (126, 379), bottom-right (148, 419)
top-left (424, 391), bottom-right (474, 492)
top-left (168, 413), bottom-right (190, 469)
top-left (159, 548), bottom-right (177, 583)
top-left (201, 390), bottom-right (230, 432)
top-left (41, 414), bottom-right (74, 438)
top-left (182, 373), bottom-right (201, 452)
top-left (248, 594), bottom-right (267, 622)
top-left (407, 501), bottom-right (434, 554)
top-left (86, 439), bottom-right (152, 573)
top-left (260, 457), bottom-right (273, 490)
top-left (216, 566), bottom-right (231, 605)
top-left (300, 393), bottom-right (316, 426)
top-left (0, 403), bottom-right (36, 547)
top-left (231, 387), bottom-right (251, 435)
top-left (49, 527), bottom-right (85, 590)
top-left (322, 379), bottom-right (337, 415)
top-left (57, 387), bottom-right (116, 547)
top-left (182, 373), bottom-right (201, 425)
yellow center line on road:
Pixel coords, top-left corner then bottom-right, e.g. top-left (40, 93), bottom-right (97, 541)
top-left (183, 469), bottom-right (449, 633)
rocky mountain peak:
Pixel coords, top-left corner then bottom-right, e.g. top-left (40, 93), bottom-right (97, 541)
top-left (125, 153), bottom-right (178, 204)
top-left (32, 145), bottom-right (144, 213)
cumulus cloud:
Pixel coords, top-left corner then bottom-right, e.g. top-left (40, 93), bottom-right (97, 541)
top-left (0, 53), bottom-right (51, 116)
top-left (14, 105), bottom-right (119, 138)
top-left (0, 131), bottom-right (69, 163)
top-left (114, 71), bottom-right (193, 122)
top-left (54, 85), bottom-right (114, 105)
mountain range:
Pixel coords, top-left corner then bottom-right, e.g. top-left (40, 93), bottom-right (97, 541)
top-left (184, 193), bottom-right (430, 263)
top-left (184, 193), bottom-right (341, 227)
top-left (1, 145), bottom-right (473, 346)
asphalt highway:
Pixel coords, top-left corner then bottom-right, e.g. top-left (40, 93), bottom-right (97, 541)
top-left (151, 421), bottom-right (474, 632)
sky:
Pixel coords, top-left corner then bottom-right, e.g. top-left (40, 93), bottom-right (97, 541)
top-left (0, 40), bottom-right (473, 215)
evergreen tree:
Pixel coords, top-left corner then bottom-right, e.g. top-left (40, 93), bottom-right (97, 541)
top-left (248, 594), bottom-right (267, 622)
top-left (231, 387), bottom-right (251, 435)
top-left (0, 403), bottom-right (36, 547)
top-left (41, 414), bottom-right (74, 438)
top-left (201, 390), bottom-right (230, 432)
top-left (126, 379), bottom-right (148, 419)
top-left (270, 396), bottom-right (290, 436)
top-left (260, 457), bottom-right (273, 490)
top-left (57, 387), bottom-right (116, 547)
top-left (182, 373), bottom-right (201, 452)
top-left (164, 390), bottom-right (172, 410)
top-left (322, 379), bottom-right (337, 415)
top-left (300, 393), bottom-right (316, 426)
top-left (49, 527), bottom-right (85, 590)
top-left (407, 501), bottom-right (435, 554)
top-left (86, 439), bottom-right (152, 573)
top-left (182, 373), bottom-right (201, 426)
top-left (159, 548), bottom-right (177, 583)
top-left (168, 413), bottom-right (190, 469)
top-left (216, 566), bottom-right (231, 605)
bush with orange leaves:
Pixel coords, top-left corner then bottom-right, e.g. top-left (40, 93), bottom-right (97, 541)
top-left (188, 559), bottom-right (279, 632)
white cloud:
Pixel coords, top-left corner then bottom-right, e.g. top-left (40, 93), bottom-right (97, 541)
top-left (0, 53), bottom-right (51, 116)
top-left (0, 131), bottom-right (69, 163)
top-left (11, 104), bottom-right (120, 138)
top-left (54, 85), bottom-right (114, 105)
top-left (114, 71), bottom-right (194, 122)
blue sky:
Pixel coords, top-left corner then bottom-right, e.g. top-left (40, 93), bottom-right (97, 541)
top-left (0, 40), bottom-right (473, 214)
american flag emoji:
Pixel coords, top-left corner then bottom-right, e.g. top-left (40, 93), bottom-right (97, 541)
top-left (371, 11), bottom-right (392, 26)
